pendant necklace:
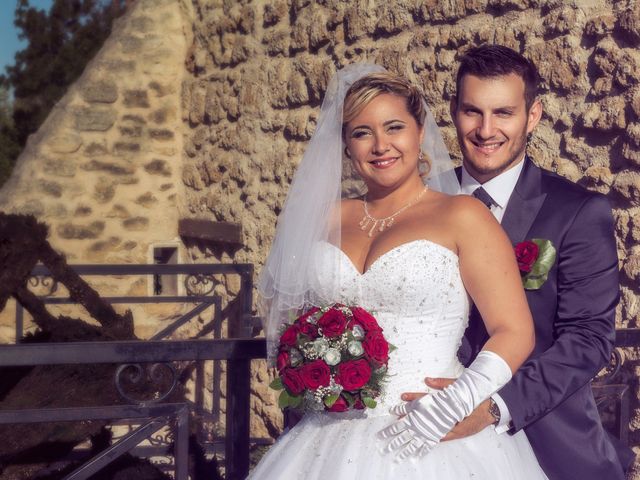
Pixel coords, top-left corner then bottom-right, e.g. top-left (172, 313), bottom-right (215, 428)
top-left (359, 187), bottom-right (428, 237)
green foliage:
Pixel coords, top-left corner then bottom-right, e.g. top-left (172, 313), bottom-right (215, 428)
top-left (0, 0), bottom-right (125, 186)
top-left (0, 86), bottom-right (20, 186)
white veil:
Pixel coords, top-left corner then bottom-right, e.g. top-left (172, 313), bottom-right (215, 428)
top-left (258, 63), bottom-right (459, 361)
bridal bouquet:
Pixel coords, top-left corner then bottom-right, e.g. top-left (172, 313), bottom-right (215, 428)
top-left (270, 304), bottom-right (393, 412)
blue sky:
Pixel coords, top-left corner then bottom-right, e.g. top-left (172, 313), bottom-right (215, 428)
top-left (1, 0), bottom-right (53, 76)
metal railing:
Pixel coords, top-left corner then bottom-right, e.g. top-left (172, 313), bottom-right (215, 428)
top-left (0, 263), bottom-right (267, 480)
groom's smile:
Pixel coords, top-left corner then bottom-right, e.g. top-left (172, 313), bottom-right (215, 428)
top-left (452, 73), bottom-right (542, 184)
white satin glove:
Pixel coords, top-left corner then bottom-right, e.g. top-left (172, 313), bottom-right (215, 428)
top-left (378, 350), bottom-right (512, 460)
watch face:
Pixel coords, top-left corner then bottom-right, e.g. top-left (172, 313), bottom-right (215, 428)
top-left (489, 399), bottom-right (501, 424)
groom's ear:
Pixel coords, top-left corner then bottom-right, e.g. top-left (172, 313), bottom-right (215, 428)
top-left (526, 99), bottom-right (543, 134)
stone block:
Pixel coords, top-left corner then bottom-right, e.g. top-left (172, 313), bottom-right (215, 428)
top-left (98, 59), bottom-right (136, 73)
top-left (94, 179), bottom-right (116, 203)
top-left (584, 14), bottom-right (616, 38)
top-left (130, 15), bottom-right (154, 33)
top-left (135, 192), bottom-right (157, 208)
top-left (81, 80), bottom-right (118, 103)
top-left (16, 199), bottom-right (45, 217)
top-left (148, 80), bottom-right (174, 97)
top-left (119, 36), bottom-right (144, 54)
top-left (149, 129), bottom-right (175, 141)
top-left (580, 96), bottom-right (626, 131)
top-left (264, 1), bottom-right (287, 26)
top-left (123, 90), bottom-right (150, 108)
top-left (344, 0), bottom-right (378, 41)
top-left (122, 216), bottom-right (150, 231)
top-left (74, 205), bottom-right (92, 217)
top-left (73, 106), bottom-right (116, 131)
top-left (106, 204), bottom-right (130, 219)
top-left (375, 2), bottom-right (413, 35)
top-left (87, 237), bottom-right (121, 260)
top-left (40, 179), bottom-right (63, 198)
top-left (183, 164), bottom-right (205, 191)
top-left (190, 82), bottom-right (207, 125)
top-left (149, 107), bottom-right (175, 124)
top-left (144, 159), bottom-right (172, 176)
top-left (263, 28), bottom-right (290, 56)
top-left (42, 157), bottom-right (77, 178)
top-left (84, 141), bottom-right (109, 156)
top-left (57, 221), bottom-right (105, 240)
top-left (617, 4), bottom-right (640, 46)
top-left (119, 125), bottom-right (143, 137)
top-left (122, 114), bottom-right (147, 125)
top-left (82, 159), bottom-right (136, 176)
top-left (613, 171), bottom-right (640, 206)
top-left (47, 134), bottom-right (82, 154)
top-left (113, 142), bottom-right (141, 155)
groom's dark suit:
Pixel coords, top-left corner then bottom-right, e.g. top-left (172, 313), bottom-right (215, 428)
top-left (461, 158), bottom-right (631, 479)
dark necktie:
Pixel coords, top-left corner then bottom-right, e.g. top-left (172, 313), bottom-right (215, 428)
top-left (472, 186), bottom-right (497, 209)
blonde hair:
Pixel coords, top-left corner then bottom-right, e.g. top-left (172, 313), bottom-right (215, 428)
top-left (343, 72), bottom-right (427, 131)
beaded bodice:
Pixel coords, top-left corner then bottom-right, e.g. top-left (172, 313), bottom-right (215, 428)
top-left (309, 240), bottom-right (470, 410)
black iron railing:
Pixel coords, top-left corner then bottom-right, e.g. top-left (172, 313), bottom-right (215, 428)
top-left (0, 263), bottom-right (268, 480)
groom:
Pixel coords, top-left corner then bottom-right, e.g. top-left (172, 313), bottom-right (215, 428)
top-left (404, 45), bottom-right (633, 478)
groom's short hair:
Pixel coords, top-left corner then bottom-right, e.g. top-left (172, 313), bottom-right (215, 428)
top-left (455, 44), bottom-right (539, 110)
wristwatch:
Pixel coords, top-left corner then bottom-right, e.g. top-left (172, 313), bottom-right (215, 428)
top-left (488, 397), bottom-right (501, 425)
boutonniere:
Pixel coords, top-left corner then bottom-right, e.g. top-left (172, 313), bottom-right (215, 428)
top-left (514, 239), bottom-right (556, 290)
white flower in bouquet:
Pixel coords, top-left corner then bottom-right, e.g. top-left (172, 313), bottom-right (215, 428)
top-left (323, 347), bottom-right (341, 366)
top-left (348, 340), bottom-right (364, 357)
top-left (289, 348), bottom-right (303, 366)
top-left (312, 338), bottom-right (329, 356)
top-left (352, 324), bottom-right (365, 340)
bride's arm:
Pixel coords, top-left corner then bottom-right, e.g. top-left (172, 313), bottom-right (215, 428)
top-left (455, 196), bottom-right (535, 372)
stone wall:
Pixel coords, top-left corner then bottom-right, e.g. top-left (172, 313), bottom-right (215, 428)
top-left (0, 0), bottom-right (193, 339)
top-left (181, 0), bottom-right (640, 466)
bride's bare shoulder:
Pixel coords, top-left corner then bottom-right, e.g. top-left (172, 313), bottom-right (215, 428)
top-left (432, 192), bottom-right (496, 228)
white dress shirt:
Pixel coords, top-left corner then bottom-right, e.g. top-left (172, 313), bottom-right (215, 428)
top-left (460, 156), bottom-right (526, 433)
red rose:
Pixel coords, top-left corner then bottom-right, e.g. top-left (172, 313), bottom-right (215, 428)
top-left (281, 368), bottom-right (304, 395)
top-left (363, 331), bottom-right (389, 366)
top-left (299, 359), bottom-right (331, 389)
top-left (515, 241), bottom-right (539, 273)
top-left (279, 324), bottom-right (299, 347)
top-left (317, 308), bottom-right (347, 338)
top-left (353, 396), bottom-right (365, 410)
top-left (336, 359), bottom-right (371, 391)
top-left (350, 307), bottom-right (382, 332)
top-left (277, 351), bottom-right (290, 371)
top-left (328, 395), bottom-right (349, 412)
top-left (297, 306), bottom-right (320, 322)
top-left (298, 321), bottom-right (319, 338)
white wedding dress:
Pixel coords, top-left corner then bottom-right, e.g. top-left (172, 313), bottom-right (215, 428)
top-left (249, 240), bottom-right (548, 479)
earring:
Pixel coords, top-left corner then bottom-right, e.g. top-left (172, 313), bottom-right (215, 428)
top-left (418, 150), bottom-right (424, 162)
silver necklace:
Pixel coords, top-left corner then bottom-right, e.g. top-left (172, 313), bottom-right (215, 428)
top-left (359, 187), bottom-right (428, 237)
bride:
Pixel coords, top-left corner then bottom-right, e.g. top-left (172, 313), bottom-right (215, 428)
top-left (252, 64), bottom-right (548, 479)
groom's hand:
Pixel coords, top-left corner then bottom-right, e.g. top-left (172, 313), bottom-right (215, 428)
top-left (401, 377), bottom-right (495, 441)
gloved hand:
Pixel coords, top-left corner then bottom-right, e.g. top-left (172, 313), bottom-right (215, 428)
top-left (378, 350), bottom-right (512, 460)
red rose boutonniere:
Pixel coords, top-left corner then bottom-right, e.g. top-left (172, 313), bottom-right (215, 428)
top-left (515, 239), bottom-right (556, 290)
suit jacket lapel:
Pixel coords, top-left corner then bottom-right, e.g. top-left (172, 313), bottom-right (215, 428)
top-left (501, 157), bottom-right (547, 244)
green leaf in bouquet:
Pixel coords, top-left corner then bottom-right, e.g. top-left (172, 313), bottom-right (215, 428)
top-left (278, 389), bottom-right (302, 409)
top-left (388, 343), bottom-right (397, 353)
top-left (323, 393), bottom-right (340, 408)
top-left (362, 396), bottom-right (377, 409)
top-left (269, 377), bottom-right (284, 390)
top-left (342, 391), bottom-right (355, 407)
